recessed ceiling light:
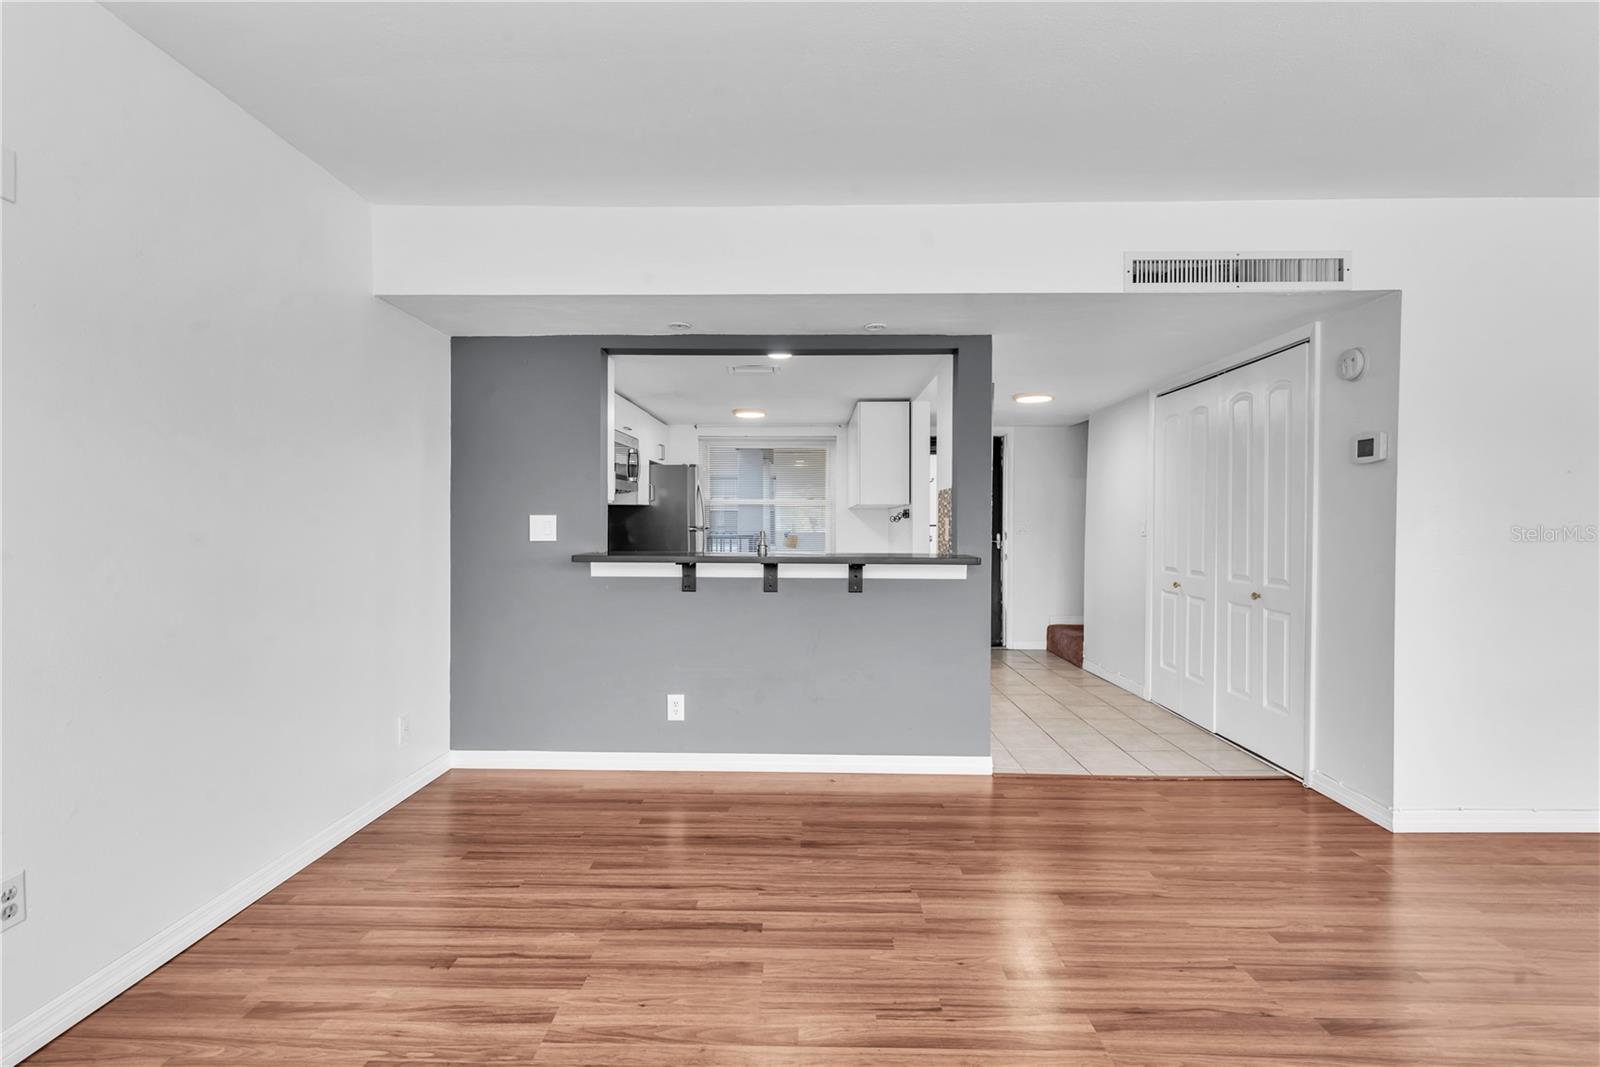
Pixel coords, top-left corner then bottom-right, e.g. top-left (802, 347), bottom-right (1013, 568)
top-left (863, 322), bottom-right (888, 332)
top-left (1013, 393), bottom-right (1054, 404)
top-left (767, 351), bottom-right (793, 360)
top-left (668, 321), bottom-right (693, 330)
top-left (732, 408), bottom-right (767, 419)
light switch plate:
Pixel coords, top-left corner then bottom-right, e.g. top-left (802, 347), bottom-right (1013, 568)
top-left (528, 514), bottom-right (557, 542)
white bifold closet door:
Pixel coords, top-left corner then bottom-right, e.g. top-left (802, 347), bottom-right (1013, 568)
top-left (1214, 344), bottom-right (1309, 774)
top-left (1150, 342), bottom-right (1309, 775)
top-left (1150, 390), bottom-right (1217, 727)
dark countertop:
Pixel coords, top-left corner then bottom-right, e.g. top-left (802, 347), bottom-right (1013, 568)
top-left (573, 552), bottom-right (982, 566)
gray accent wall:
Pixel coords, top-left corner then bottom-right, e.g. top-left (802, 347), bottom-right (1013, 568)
top-left (451, 335), bottom-right (993, 756)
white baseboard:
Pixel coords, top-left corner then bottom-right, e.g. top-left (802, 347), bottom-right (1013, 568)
top-left (1081, 659), bottom-right (1146, 699)
top-left (451, 750), bottom-right (993, 776)
top-left (1309, 770), bottom-right (1395, 831)
top-left (1308, 773), bottom-right (1600, 833)
top-left (1006, 641), bottom-right (1046, 650)
top-left (3, 754), bottom-right (451, 1067)
top-left (1390, 808), bottom-right (1600, 833)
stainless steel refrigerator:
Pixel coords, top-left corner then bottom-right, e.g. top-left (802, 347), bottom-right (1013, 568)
top-left (609, 463), bottom-right (699, 553)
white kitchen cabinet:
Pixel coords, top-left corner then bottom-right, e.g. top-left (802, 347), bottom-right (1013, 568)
top-left (846, 400), bottom-right (911, 509)
top-left (613, 393), bottom-right (666, 506)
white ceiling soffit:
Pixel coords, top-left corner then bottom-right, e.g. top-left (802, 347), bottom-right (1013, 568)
top-left (381, 291), bottom-right (1387, 426)
top-left (107, 2), bottom-right (1598, 206)
top-left (613, 353), bottom-right (947, 426)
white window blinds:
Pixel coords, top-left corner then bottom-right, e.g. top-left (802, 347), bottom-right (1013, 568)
top-left (701, 439), bottom-right (831, 554)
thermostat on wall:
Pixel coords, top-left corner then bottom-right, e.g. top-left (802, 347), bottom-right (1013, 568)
top-left (1351, 431), bottom-right (1388, 464)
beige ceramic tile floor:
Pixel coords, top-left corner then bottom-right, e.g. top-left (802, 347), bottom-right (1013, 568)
top-left (990, 648), bottom-right (1284, 777)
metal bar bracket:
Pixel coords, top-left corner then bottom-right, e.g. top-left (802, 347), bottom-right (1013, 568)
top-left (847, 563), bottom-right (864, 593)
top-left (763, 563), bottom-right (779, 593)
top-left (680, 562), bottom-right (696, 592)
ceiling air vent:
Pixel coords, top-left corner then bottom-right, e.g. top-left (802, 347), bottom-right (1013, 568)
top-left (1124, 251), bottom-right (1352, 292)
top-left (727, 363), bottom-right (778, 375)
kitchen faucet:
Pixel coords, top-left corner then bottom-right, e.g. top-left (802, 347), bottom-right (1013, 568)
top-left (756, 530), bottom-right (769, 557)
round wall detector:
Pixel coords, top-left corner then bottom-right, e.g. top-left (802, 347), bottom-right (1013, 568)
top-left (1337, 347), bottom-right (1367, 382)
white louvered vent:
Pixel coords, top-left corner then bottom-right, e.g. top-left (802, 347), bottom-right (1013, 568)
top-left (1124, 251), bottom-right (1352, 292)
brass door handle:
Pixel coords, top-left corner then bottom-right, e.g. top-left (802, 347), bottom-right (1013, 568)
top-left (1250, 591), bottom-right (1262, 600)
top-left (1171, 581), bottom-right (1181, 589)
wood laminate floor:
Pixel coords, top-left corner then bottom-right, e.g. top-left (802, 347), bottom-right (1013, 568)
top-left (28, 771), bottom-right (1600, 1066)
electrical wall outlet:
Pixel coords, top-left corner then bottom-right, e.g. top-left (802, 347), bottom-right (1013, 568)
top-left (666, 694), bottom-right (685, 722)
top-left (396, 715), bottom-right (411, 746)
top-left (2, 871), bottom-right (26, 931)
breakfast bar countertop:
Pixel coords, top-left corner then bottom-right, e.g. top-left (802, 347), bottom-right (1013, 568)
top-left (571, 552), bottom-right (982, 565)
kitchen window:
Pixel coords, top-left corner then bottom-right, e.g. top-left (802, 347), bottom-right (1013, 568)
top-left (700, 438), bottom-right (832, 554)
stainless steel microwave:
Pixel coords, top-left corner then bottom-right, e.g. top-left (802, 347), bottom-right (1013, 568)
top-left (613, 430), bottom-right (639, 494)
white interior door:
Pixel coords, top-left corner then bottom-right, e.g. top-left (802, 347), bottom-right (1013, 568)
top-left (1214, 343), bottom-right (1309, 774)
top-left (1150, 391), bottom-right (1217, 727)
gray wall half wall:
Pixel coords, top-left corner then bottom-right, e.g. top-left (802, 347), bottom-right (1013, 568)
top-left (451, 335), bottom-right (994, 756)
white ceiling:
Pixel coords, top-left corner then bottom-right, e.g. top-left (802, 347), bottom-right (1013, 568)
top-left (614, 352), bottom-right (946, 426)
top-left (383, 291), bottom-right (1385, 425)
top-left (109, 2), bottom-right (1597, 206)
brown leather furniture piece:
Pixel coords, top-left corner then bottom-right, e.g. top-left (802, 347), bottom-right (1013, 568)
top-left (1045, 623), bottom-right (1084, 667)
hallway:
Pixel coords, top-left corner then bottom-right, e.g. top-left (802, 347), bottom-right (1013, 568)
top-left (991, 649), bottom-right (1283, 776)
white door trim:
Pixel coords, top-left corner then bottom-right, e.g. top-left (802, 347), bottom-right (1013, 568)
top-left (1302, 323), bottom-right (1324, 784)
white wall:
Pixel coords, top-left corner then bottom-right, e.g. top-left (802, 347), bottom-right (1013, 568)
top-left (996, 424), bottom-right (1087, 648)
top-left (929, 356), bottom-right (954, 492)
top-left (1082, 395), bottom-right (1152, 691)
top-left (376, 197), bottom-right (1598, 825)
top-left (1, 4), bottom-right (450, 1054)
top-left (1308, 295), bottom-right (1402, 817)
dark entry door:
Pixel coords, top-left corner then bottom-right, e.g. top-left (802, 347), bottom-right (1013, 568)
top-left (991, 435), bottom-right (1004, 646)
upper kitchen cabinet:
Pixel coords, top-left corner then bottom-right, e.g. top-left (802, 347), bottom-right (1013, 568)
top-left (846, 400), bottom-right (911, 509)
top-left (613, 392), bottom-right (667, 505)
